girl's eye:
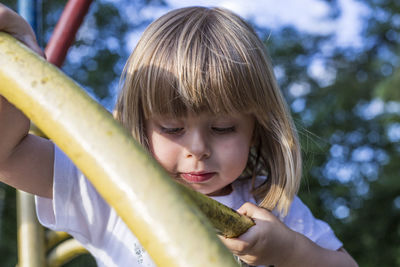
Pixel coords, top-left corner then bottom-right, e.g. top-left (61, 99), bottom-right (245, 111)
top-left (160, 127), bottom-right (184, 135)
top-left (211, 126), bottom-right (235, 134)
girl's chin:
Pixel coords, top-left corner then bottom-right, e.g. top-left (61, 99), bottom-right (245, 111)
top-left (206, 184), bottom-right (233, 196)
top-left (173, 177), bottom-right (232, 196)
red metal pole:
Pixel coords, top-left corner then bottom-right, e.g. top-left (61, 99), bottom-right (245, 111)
top-left (45, 0), bottom-right (93, 67)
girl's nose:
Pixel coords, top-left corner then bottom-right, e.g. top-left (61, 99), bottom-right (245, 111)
top-left (185, 130), bottom-right (211, 160)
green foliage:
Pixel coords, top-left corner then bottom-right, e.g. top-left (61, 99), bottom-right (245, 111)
top-left (63, 254), bottom-right (97, 267)
top-left (0, 185), bottom-right (17, 267)
top-left (263, 1), bottom-right (400, 265)
top-left (376, 68), bottom-right (400, 100)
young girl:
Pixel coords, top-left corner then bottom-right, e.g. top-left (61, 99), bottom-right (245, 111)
top-left (0, 4), bottom-right (357, 267)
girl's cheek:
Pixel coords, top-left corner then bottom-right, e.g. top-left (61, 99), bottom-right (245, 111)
top-left (151, 140), bottom-right (180, 169)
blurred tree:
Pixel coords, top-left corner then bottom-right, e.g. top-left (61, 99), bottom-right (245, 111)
top-left (262, 1), bottom-right (400, 266)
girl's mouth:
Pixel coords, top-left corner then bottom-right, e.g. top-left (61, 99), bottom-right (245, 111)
top-left (180, 172), bottom-right (215, 183)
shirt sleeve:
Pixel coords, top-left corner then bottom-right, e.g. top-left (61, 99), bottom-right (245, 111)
top-left (282, 196), bottom-right (343, 251)
top-left (35, 145), bottom-right (155, 267)
top-left (35, 144), bottom-right (112, 244)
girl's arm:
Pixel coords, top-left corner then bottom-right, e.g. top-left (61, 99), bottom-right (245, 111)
top-left (219, 202), bottom-right (358, 267)
top-left (0, 4), bottom-right (54, 198)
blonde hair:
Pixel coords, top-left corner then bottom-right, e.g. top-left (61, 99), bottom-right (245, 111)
top-left (115, 6), bottom-right (302, 216)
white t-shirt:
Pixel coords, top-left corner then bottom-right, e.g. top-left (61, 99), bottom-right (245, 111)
top-left (36, 145), bottom-right (342, 267)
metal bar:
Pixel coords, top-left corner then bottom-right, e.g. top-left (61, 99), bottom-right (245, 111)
top-left (45, 0), bottom-right (93, 67)
top-left (46, 231), bottom-right (71, 250)
top-left (18, 0), bottom-right (42, 46)
top-left (17, 190), bottom-right (45, 267)
top-left (16, 2), bottom-right (46, 267)
top-left (46, 239), bottom-right (88, 267)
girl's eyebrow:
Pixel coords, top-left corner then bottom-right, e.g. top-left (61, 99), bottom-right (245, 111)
top-left (213, 114), bottom-right (241, 120)
top-left (212, 116), bottom-right (235, 122)
top-left (152, 116), bottom-right (183, 123)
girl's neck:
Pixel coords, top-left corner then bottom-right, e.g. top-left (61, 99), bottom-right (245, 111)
top-left (207, 184), bottom-right (233, 196)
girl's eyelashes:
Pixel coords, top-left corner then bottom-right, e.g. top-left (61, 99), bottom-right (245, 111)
top-left (160, 126), bottom-right (184, 135)
top-left (211, 126), bottom-right (236, 134)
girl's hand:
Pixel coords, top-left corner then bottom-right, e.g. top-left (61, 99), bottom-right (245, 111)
top-left (0, 3), bottom-right (44, 57)
top-left (219, 202), bottom-right (296, 266)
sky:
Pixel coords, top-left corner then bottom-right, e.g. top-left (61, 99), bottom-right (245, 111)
top-left (126, 0), bottom-right (370, 50)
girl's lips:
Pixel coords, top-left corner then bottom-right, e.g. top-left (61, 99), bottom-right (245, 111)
top-left (180, 172), bottom-right (215, 183)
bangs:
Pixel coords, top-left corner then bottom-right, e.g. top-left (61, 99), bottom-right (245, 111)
top-left (131, 7), bottom-right (264, 119)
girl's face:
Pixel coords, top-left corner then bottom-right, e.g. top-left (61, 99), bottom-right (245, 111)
top-left (146, 112), bottom-right (254, 196)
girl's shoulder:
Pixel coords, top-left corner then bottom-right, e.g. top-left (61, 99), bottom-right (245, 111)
top-left (282, 196), bottom-right (344, 250)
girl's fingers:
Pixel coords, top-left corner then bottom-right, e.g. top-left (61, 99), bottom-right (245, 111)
top-left (19, 35), bottom-right (45, 57)
top-left (0, 4), bottom-right (44, 57)
top-left (237, 202), bottom-right (273, 221)
top-left (219, 204), bottom-right (266, 253)
top-left (218, 235), bottom-right (251, 255)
